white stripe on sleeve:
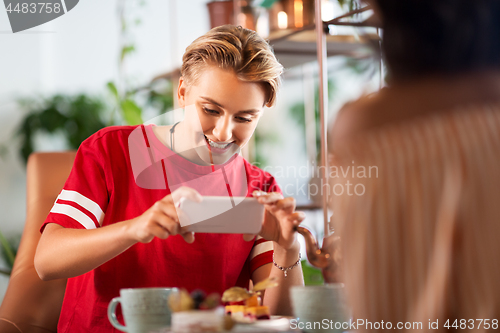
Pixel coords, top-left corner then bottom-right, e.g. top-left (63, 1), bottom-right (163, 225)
top-left (57, 189), bottom-right (105, 226)
top-left (249, 241), bottom-right (273, 260)
top-left (50, 203), bottom-right (97, 230)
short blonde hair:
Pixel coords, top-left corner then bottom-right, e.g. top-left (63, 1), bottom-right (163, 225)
top-left (181, 25), bottom-right (283, 107)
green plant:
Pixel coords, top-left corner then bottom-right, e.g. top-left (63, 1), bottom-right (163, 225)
top-left (301, 260), bottom-right (325, 285)
top-left (337, 0), bottom-right (361, 11)
top-left (15, 94), bottom-right (109, 164)
top-left (258, 0), bottom-right (360, 11)
top-left (288, 79), bottom-right (336, 158)
top-left (253, 127), bottom-right (280, 167)
top-left (9, 0), bottom-right (174, 165)
top-left (105, 0), bottom-right (148, 126)
top-left (0, 230), bottom-right (18, 276)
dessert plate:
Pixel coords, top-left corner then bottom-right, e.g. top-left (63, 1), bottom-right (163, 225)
top-left (233, 316), bottom-right (298, 332)
top-left (152, 316), bottom-right (298, 332)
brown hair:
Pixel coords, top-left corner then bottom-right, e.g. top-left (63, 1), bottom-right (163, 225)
top-left (375, 0), bottom-right (500, 82)
top-left (181, 25), bottom-right (283, 107)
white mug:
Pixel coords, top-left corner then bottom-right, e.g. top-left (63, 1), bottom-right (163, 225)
top-left (108, 287), bottom-right (178, 333)
top-left (290, 284), bottom-right (350, 333)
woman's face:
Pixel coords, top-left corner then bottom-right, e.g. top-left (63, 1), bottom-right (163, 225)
top-left (178, 65), bottom-right (267, 165)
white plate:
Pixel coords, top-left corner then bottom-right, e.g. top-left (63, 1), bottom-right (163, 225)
top-left (232, 316), bottom-right (298, 332)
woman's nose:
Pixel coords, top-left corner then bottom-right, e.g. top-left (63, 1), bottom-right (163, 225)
top-left (212, 117), bottom-right (233, 142)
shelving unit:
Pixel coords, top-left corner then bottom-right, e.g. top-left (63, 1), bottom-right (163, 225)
top-left (268, 28), bottom-right (377, 68)
top-left (265, 3), bottom-right (381, 236)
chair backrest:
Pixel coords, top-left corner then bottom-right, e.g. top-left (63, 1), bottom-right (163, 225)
top-left (0, 152), bottom-right (76, 333)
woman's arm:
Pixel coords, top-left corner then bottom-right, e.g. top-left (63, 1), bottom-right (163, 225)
top-left (250, 192), bottom-right (305, 316)
top-left (35, 222), bottom-right (136, 280)
top-left (253, 240), bottom-right (303, 316)
top-left (34, 187), bottom-right (201, 281)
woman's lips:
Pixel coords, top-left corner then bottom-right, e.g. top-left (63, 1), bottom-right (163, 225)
top-left (204, 135), bottom-right (233, 154)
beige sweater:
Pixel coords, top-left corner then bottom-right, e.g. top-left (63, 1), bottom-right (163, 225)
top-left (330, 74), bottom-right (500, 332)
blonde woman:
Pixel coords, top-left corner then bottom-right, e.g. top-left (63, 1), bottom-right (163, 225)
top-left (34, 25), bottom-right (304, 332)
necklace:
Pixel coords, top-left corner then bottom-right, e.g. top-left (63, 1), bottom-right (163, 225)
top-left (169, 122), bottom-right (180, 151)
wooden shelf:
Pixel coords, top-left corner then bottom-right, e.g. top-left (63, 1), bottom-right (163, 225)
top-left (268, 28), bottom-right (379, 68)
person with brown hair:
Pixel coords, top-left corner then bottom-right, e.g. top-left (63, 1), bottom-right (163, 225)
top-left (34, 25), bottom-right (304, 332)
top-left (330, 0), bottom-right (500, 331)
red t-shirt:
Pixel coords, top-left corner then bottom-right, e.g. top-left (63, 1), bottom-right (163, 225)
top-left (41, 125), bottom-right (280, 333)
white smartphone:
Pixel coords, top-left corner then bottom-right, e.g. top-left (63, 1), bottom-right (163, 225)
top-left (178, 196), bottom-right (264, 234)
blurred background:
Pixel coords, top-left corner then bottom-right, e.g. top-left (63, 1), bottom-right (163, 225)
top-left (0, 0), bottom-right (380, 299)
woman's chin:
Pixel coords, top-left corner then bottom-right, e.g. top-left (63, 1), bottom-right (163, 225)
top-left (194, 144), bottom-right (240, 165)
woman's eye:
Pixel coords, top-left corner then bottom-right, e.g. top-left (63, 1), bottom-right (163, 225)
top-left (236, 117), bottom-right (252, 123)
top-left (203, 107), bottom-right (219, 115)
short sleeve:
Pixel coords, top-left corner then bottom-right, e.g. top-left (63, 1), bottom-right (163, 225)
top-left (249, 236), bottom-right (274, 274)
top-left (41, 136), bottom-right (109, 233)
top-left (248, 173), bottom-right (281, 274)
top-left (267, 176), bottom-right (281, 194)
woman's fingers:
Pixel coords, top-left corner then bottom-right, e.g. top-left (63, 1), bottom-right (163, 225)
top-left (287, 211), bottom-right (306, 224)
top-left (152, 211), bottom-right (180, 236)
top-left (253, 191), bottom-right (296, 215)
top-left (169, 186), bottom-right (203, 207)
top-left (151, 201), bottom-right (180, 222)
top-left (274, 197), bottom-right (296, 212)
top-left (286, 211), bottom-right (306, 232)
top-left (253, 191), bottom-right (283, 204)
top-left (179, 225), bottom-right (196, 244)
top-left (181, 231), bottom-right (195, 244)
top-left (148, 223), bottom-right (170, 240)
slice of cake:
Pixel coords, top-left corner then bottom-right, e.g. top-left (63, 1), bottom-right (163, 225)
top-left (171, 307), bottom-right (225, 333)
top-left (224, 305), bottom-right (246, 316)
top-left (245, 305), bottom-right (271, 320)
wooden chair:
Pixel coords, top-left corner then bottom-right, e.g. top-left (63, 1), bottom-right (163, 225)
top-left (0, 152), bottom-right (76, 333)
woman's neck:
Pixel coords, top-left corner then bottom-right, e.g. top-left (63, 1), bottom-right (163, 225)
top-left (152, 123), bottom-right (211, 166)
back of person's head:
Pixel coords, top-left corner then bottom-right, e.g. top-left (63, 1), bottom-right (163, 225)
top-left (374, 0), bottom-right (500, 82)
top-left (181, 25), bottom-right (283, 107)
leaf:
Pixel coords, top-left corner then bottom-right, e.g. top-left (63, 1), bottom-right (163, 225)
top-left (14, 94), bottom-right (108, 164)
top-left (0, 143), bottom-right (9, 161)
top-left (252, 276), bottom-right (279, 292)
top-left (0, 230), bottom-right (16, 269)
top-left (258, 0), bottom-right (280, 8)
top-left (120, 99), bottom-right (143, 125)
top-left (39, 108), bottom-right (67, 132)
top-left (107, 81), bottom-right (119, 101)
top-left (120, 45), bottom-right (136, 62)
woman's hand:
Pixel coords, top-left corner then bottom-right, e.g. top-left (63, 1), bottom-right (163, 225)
top-left (246, 191), bottom-right (305, 250)
top-left (125, 186), bottom-right (202, 244)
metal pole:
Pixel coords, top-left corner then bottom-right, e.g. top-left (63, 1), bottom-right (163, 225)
top-left (378, 27), bottom-right (384, 89)
top-left (303, 63), bottom-right (317, 165)
top-left (315, 0), bottom-right (330, 237)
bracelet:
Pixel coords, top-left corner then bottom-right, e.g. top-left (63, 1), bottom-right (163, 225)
top-left (272, 252), bottom-right (301, 278)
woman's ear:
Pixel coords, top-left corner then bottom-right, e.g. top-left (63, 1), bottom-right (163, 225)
top-left (177, 77), bottom-right (187, 108)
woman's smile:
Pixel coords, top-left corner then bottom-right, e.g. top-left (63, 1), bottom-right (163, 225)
top-left (204, 135), bottom-right (234, 152)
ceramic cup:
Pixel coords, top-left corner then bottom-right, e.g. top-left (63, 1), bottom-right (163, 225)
top-left (290, 284), bottom-right (350, 333)
top-left (108, 287), bottom-right (178, 333)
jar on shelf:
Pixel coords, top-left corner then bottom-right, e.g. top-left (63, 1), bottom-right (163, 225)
top-left (268, 0), bottom-right (315, 32)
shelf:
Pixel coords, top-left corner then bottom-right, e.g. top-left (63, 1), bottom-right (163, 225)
top-left (268, 28), bottom-right (379, 68)
top-left (324, 5), bottom-right (381, 28)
